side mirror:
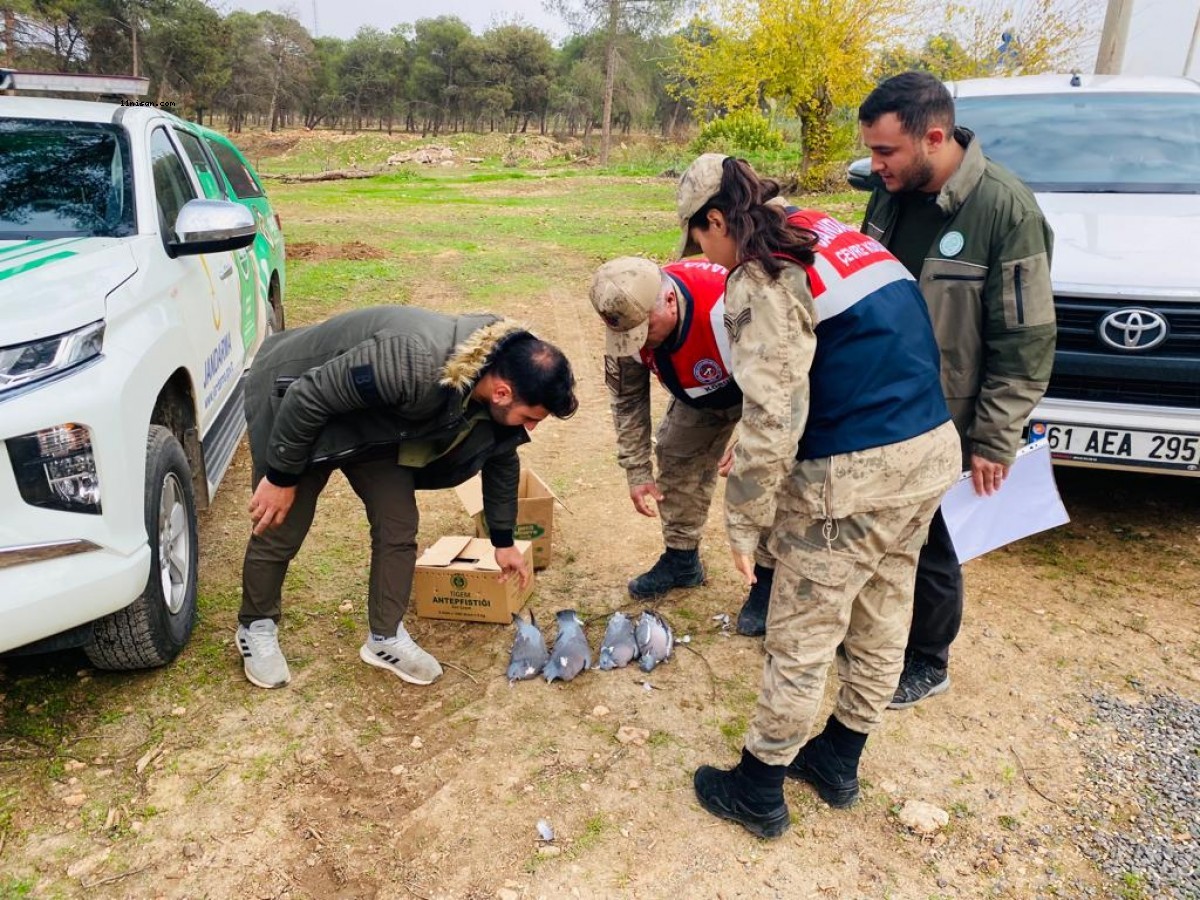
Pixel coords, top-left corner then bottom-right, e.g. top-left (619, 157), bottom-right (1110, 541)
top-left (171, 199), bottom-right (256, 256)
top-left (847, 157), bottom-right (882, 192)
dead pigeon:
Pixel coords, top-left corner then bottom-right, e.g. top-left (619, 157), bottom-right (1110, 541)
top-left (506, 612), bottom-right (549, 682)
top-left (598, 611), bottom-right (639, 670)
top-left (635, 611), bottom-right (673, 672)
top-left (543, 610), bottom-right (591, 683)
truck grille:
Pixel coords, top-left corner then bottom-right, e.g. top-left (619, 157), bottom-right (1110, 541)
top-left (1047, 374), bottom-right (1200, 407)
top-left (1055, 297), bottom-right (1200, 355)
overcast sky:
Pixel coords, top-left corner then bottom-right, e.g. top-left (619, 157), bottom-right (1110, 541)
top-left (220, 0), bottom-right (574, 41)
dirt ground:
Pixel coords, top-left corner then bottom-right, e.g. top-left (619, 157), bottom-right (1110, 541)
top-left (3, 262), bottom-right (1200, 900)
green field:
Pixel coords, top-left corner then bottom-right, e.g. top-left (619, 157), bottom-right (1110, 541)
top-left (270, 159), bottom-right (870, 325)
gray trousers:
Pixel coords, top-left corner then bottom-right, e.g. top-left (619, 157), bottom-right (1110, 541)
top-left (240, 457), bottom-right (419, 637)
top-left (655, 399), bottom-right (740, 551)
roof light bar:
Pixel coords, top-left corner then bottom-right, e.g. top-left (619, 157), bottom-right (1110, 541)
top-left (0, 68), bottom-right (150, 97)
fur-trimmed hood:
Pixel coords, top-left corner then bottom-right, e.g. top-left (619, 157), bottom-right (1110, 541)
top-left (440, 318), bottom-right (532, 393)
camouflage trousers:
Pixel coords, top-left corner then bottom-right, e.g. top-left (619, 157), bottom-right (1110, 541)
top-left (655, 399), bottom-right (741, 550)
top-left (745, 439), bottom-right (958, 765)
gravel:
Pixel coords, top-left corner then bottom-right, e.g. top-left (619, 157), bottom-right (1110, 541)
top-left (1076, 690), bottom-right (1199, 898)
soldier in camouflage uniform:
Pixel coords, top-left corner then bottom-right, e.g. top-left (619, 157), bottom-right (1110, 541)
top-left (858, 73), bottom-right (1056, 710)
top-left (679, 153), bottom-right (961, 839)
top-left (589, 258), bottom-right (775, 631)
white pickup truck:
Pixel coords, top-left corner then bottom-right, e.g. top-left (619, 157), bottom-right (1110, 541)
top-left (1, 77), bottom-right (285, 668)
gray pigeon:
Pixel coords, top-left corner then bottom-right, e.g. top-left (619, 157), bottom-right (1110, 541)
top-left (598, 611), bottom-right (638, 670)
top-left (543, 610), bottom-right (591, 683)
top-left (635, 610), bottom-right (673, 672)
top-left (506, 612), bottom-right (549, 682)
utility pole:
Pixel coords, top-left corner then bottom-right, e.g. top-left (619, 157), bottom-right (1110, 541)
top-left (1095, 0), bottom-right (1133, 74)
top-left (1186, 5), bottom-right (1200, 77)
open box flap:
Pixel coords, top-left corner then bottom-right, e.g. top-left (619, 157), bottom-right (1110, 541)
top-left (521, 468), bottom-right (565, 508)
top-left (416, 535), bottom-right (474, 567)
top-left (455, 470), bottom-right (566, 517)
top-left (454, 477), bottom-right (485, 518)
top-left (461, 538), bottom-right (502, 571)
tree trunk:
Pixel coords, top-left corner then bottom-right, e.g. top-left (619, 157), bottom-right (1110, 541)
top-left (3, 9), bottom-right (16, 67)
top-left (600, 0), bottom-right (619, 167)
top-left (266, 54), bottom-right (284, 133)
top-left (155, 51), bottom-right (173, 104)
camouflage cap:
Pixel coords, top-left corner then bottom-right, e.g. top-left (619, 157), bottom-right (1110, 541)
top-left (589, 257), bottom-right (663, 358)
top-left (675, 153), bottom-right (729, 258)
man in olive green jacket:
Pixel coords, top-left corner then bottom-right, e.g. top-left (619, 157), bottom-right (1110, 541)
top-left (238, 306), bottom-right (577, 690)
top-left (858, 72), bottom-right (1057, 708)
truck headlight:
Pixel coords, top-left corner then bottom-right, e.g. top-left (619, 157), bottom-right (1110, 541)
top-left (0, 321), bottom-right (105, 397)
top-left (8, 424), bottom-right (102, 514)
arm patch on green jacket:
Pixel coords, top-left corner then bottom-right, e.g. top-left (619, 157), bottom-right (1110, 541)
top-left (349, 364), bottom-right (383, 406)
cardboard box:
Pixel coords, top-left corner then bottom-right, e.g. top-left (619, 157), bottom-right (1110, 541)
top-left (412, 536), bottom-right (534, 623)
top-left (455, 467), bottom-right (558, 570)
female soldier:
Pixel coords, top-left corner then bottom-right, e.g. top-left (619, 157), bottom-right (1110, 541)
top-left (678, 154), bottom-right (961, 837)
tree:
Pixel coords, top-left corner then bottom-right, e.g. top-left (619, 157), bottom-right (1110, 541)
top-left (338, 26), bottom-right (408, 131)
top-left (300, 35), bottom-right (345, 129)
top-left (548, 0), bottom-right (683, 164)
top-left (549, 34), bottom-right (605, 137)
top-left (673, 0), bottom-right (914, 186)
top-left (479, 24), bottom-right (554, 132)
top-left (259, 11), bottom-right (315, 131)
top-left (877, 1), bottom-right (1097, 82)
top-left (141, 0), bottom-right (229, 112)
top-left (875, 32), bottom-right (970, 81)
top-left (931, 0), bottom-right (1097, 78)
top-left (406, 16), bottom-right (475, 133)
top-left (216, 11), bottom-right (266, 131)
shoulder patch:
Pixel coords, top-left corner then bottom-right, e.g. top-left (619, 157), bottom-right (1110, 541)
top-left (724, 307), bottom-right (752, 342)
top-left (604, 355), bottom-right (621, 394)
top-left (349, 364), bottom-right (383, 406)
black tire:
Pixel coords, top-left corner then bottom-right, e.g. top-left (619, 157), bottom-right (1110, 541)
top-left (84, 426), bottom-right (199, 670)
top-left (267, 276), bottom-right (284, 334)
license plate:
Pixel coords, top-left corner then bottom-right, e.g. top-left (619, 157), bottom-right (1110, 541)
top-left (1029, 422), bottom-right (1200, 471)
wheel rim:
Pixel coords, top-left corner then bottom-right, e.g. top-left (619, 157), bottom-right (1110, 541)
top-left (158, 472), bottom-right (190, 615)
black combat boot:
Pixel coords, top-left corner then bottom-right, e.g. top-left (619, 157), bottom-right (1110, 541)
top-left (694, 748), bottom-right (790, 838)
top-left (627, 548), bottom-right (705, 600)
top-left (786, 715), bottom-right (868, 808)
top-left (735, 564), bottom-right (775, 636)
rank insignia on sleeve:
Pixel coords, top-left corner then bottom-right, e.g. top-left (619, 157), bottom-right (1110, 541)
top-left (724, 308), bottom-right (752, 341)
top-left (604, 355), bottom-right (621, 393)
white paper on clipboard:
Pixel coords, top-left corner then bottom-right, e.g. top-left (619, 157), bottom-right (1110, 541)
top-left (941, 440), bottom-right (1070, 563)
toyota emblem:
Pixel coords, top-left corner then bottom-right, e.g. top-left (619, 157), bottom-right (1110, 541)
top-left (1098, 308), bottom-right (1169, 351)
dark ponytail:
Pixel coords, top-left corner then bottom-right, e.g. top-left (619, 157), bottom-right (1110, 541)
top-left (687, 157), bottom-right (816, 278)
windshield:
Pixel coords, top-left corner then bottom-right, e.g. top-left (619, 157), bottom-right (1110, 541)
top-left (0, 118), bottom-right (136, 238)
top-left (956, 92), bottom-right (1200, 193)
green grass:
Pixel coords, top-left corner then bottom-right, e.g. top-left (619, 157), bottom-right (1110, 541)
top-left (0, 876), bottom-right (36, 898)
top-left (262, 161), bottom-right (869, 320)
top-left (718, 714), bottom-right (748, 752)
top-left (1118, 871), bottom-right (1149, 900)
top-left (567, 813), bottom-right (609, 859)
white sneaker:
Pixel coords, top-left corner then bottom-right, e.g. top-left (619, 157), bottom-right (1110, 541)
top-left (359, 623), bottom-right (443, 685)
top-left (236, 619), bottom-right (291, 689)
